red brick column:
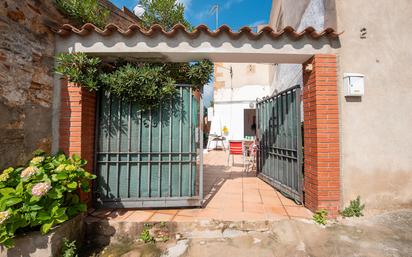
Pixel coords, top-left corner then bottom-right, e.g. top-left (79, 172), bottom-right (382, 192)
top-left (302, 54), bottom-right (340, 217)
top-left (59, 80), bottom-right (96, 203)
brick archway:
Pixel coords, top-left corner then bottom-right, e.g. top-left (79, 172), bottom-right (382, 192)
top-left (58, 54), bottom-right (340, 217)
top-left (302, 54), bottom-right (340, 217)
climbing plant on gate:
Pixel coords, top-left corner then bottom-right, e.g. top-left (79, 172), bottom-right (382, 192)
top-left (54, 0), bottom-right (214, 110)
top-left (55, 53), bottom-right (213, 110)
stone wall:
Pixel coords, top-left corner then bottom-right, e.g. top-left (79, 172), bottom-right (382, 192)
top-left (0, 0), bottom-right (138, 170)
top-left (0, 0), bottom-right (69, 170)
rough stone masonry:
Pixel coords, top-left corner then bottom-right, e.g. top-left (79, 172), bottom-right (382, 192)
top-left (0, 0), bottom-right (138, 169)
top-left (0, 0), bottom-right (69, 169)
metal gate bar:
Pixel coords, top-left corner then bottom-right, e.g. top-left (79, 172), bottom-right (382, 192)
top-left (94, 85), bottom-right (202, 208)
top-left (256, 85), bottom-right (303, 203)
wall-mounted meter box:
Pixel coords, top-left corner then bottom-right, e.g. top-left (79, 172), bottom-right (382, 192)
top-left (343, 73), bottom-right (365, 96)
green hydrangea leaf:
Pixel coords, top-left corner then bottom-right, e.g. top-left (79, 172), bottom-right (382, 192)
top-left (30, 196), bottom-right (41, 203)
top-left (29, 205), bottom-right (43, 211)
top-left (40, 221), bottom-right (54, 235)
top-left (48, 189), bottom-right (64, 199)
top-left (0, 188), bottom-right (15, 196)
top-left (67, 182), bottom-right (78, 190)
top-left (38, 211), bottom-right (51, 221)
top-left (54, 214), bottom-right (69, 224)
top-left (56, 173), bottom-right (68, 180)
top-left (5, 197), bottom-right (22, 207)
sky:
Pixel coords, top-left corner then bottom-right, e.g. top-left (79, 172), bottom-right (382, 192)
top-left (111, 0), bottom-right (273, 30)
top-left (110, 0), bottom-right (273, 107)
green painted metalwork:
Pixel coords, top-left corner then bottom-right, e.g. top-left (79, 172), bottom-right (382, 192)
top-left (95, 85), bottom-right (200, 208)
top-left (256, 85), bottom-right (303, 203)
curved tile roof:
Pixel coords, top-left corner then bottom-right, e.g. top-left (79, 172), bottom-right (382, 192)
top-left (55, 23), bottom-right (341, 40)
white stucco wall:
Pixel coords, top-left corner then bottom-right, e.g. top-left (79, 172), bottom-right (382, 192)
top-left (336, 0), bottom-right (412, 210)
top-left (212, 63), bottom-right (272, 141)
top-left (214, 63), bottom-right (272, 91)
top-left (269, 0), bottom-right (412, 211)
top-left (212, 85), bottom-right (272, 141)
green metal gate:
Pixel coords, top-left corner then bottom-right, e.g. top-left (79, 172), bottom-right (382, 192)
top-left (256, 85), bottom-right (303, 203)
top-left (94, 85), bottom-right (203, 208)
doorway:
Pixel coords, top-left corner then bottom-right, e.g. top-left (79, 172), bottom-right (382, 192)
top-left (243, 109), bottom-right (256, 138)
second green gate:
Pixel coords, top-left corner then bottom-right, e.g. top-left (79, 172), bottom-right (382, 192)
top-left (256, 85), bottom-right (303, 203)
top-left (94, 85), bottom-right (203, 208)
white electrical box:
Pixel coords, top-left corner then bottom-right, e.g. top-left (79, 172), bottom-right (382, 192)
top-left (344, 73), bottom-right (365, 96)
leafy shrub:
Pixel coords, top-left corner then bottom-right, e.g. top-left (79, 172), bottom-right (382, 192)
top-left (55, 52), bottom-right (101, 91)
top-left (0, 151), bottom-right (96, 248)
top-left (54, 0), bottom-right (109, 28)
top-left (55, 53), bottom-right (214, 110)
top-left (139, 0), bottom-right (192, 31)
top-left (313, 209), bottom-right (328, 225)
top-left (61, 238), bottom-right (78, 257)
top-left (165, 61), bottom-right (214, 86)
top-left (100, 64), bottom-right (177, 110)
top-left (341, 196), bottom-right (365, 217)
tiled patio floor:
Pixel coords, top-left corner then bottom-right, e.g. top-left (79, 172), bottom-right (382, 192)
top-left (89, 151), bottom-right (312, 222)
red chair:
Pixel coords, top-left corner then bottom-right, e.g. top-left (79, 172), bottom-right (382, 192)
top-left (228, 140), bottom-right (246, 167)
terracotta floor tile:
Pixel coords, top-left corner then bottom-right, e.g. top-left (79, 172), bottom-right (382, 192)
top-left (221, 205), bottom-right (243, 213)
top-left (126, 211), bottom-right (154, 222)
top-left (156, 209), bottom-right (178, 215)
top-left (213, 194), bottom-right (242, 202)
top-left (243, 188), bottom-right (260, 195)
top-left (197, 208), bottom-right (223, 219)
top-left (221, 187), bottom-right (243, 193)
top-left (278, 194), bottom-right (300, 206)
top-left (258, 183), bottom-right (277, 190)
top-left (258, 187), bottom-right (278, 194)
top-left (177, 209), bottom-right (202, 217)
top-left (92, 151), bottom-right (312, 223)
top-left (264, 206), bottom-right (288, 216)
top-left (243, 202), bottom-right (265, 213)
top-left (108, 209), bottom-right (134, 221)
top-left (242, 212), bottom-right (267, 221)
top-left (261, 198), bottom-right (283, 207)
top-left (265, 212), bottom-right (289, 221)
top-left (243, 194), bottom-right (263, 204)
top-left (284, 206), bottom-right (312, 219)
top-left (148, 213), bottom-right (175, 222)
top-left (205, 200), bottom-right (225, 209)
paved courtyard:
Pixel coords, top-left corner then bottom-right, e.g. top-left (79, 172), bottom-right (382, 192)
top-left (89, 151), bottom-right (312, 222)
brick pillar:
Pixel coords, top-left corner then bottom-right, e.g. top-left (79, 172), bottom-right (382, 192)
top-left (302, 54), bottom-right (340, 217)
top-left (59, 80), bottom-right (96, 203)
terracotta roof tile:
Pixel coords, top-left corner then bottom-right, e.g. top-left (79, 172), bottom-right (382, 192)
top-left (55, 23), bottom-right (341, 40)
